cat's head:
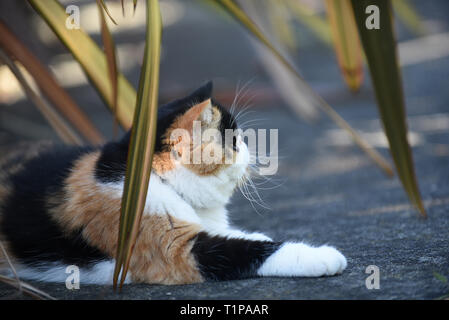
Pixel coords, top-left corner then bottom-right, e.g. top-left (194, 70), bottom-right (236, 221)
top-left (96, 81), bottom-right (250, 208)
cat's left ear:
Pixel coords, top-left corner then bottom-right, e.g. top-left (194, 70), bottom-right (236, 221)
top-left (170, 81), bottom-right (214, 132)
top-left (175, 99), bottom-right (213, 133)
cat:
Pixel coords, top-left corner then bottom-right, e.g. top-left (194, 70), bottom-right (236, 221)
top-left (0, 81), bottom-right (346, 285)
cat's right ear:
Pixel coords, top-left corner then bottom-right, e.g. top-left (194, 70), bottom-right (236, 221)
top-left (174, 99), bottom-right (213, 133)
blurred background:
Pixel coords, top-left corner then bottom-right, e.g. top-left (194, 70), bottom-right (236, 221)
top-left (0, 0), bottom-right (447, 141)
top-left (0, 0), bottom-right (449, 299)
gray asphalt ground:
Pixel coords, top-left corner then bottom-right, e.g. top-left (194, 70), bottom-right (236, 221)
top-left (0, 0), bottom-right (448, 299)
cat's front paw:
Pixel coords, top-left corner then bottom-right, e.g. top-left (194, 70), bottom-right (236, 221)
top-left (257, 243), bottom-right (347, 277)
top-left (297, 244), bottom-right (347, 276)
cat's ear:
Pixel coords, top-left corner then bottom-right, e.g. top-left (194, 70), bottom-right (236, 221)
top-left (175, 99), bottom-right (213, 133)
top-left (172, 81), bottom-right (215, 132)
top-left (187, 81), bottom-right (213, 103)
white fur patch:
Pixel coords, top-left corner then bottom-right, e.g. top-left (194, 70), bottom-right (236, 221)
top-left (99, 173), bottom-right (201, 225)
top-left (200, 102), bottom-right (213, 124)
top-left (98, 140), bottom-right (259, 241)
top-left (2, 260), bottom-right (130, 285)
top-left (257, 243), bottom-right (347, 277)
top-left (221, 230), bottom-right (273, 241)
top-left (160, 138), bottom-right (250, 210)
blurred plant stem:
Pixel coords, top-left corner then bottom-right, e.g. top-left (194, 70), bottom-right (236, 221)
top-left (97, 0), bottom-right (119, 138)
top-left (325, 0), bottom-right (364, 92)
top-left (28, 0), bottom-right (137, 129)
top-left (0, 19), bottom-right (104, 144)
top-left (0, 49), bottom-right (83, 145)
top-left (113, 0), bottom-right (162, 289)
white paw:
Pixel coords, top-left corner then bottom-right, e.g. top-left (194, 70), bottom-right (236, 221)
top-left (257, 242), bottom-right (347, 277)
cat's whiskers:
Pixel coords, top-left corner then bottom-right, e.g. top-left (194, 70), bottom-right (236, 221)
top-left (236, 164), bottom-right (271, 216)
top-left (230, 80), bottom-right (257, 127)
top-left (238, 117), bottom-right (265, 130)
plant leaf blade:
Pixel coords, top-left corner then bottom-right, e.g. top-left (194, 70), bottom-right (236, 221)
top-left (98, 0), bottom-right (118, 25)
top-left (285, 0), bottom-right (332, 45)
top-left (96, 0), bottom-right (119, 137)
top-left (0, 49), bottom-right (83, 145)
top-left (28, 0), bottom-right (136, 129)
top-left (0, 19), bottom-right (104, 144)
top-left (392, 0), bottom-right (425, 36)
top-left (351, 0), bottom-right (426, 216)
top-left (325, 0), bottom-right (364, 92)
top-left (113, 0), bottom-right (162, 288)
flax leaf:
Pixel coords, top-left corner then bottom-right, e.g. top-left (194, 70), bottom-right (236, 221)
top-left (325, 0), bottom-right (364, 91)
top-left (0, 20), bottom-right (104, 144)
top-left (28, 0), bottom-right (136, 129)
top-left (97, 0), bottom-right (119, 137)
top-left (113, 0), bottom-right (162, 289)
top-left (351, 0), bottom-right (426, 216)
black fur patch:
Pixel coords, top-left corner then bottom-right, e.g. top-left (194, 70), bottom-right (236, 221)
top-left (191, 232), bottom-right (280, 281)
top-left (1, 146), bottom-right (108, 267)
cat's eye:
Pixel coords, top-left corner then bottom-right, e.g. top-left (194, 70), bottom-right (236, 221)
top-left (232, 136), bottom-right (239, 152)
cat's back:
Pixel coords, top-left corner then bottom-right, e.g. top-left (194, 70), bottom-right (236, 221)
top-left (0, 141), bottom-right (94, 203)
top-left (0, 141), bottom-right (107, 268)
top-left (0, 141), bottom-right (55, 209)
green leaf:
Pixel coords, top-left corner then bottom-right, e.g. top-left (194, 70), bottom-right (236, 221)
top-left (351, 0), bottom-right (426, 216)
top-left (392, 0), bottom-right (426, 36)
top-left (121, 0), bottom-right (125, 17)
top-left (98, 0), bottom-right (118, 25)
top-left (0, 49), bottom-right (83, 145)
top-left (28, 0), bottom-right (136, 129)
top-left (133, 0), bottom-right (138, 16)
top-left (96, 0), bottom-right (119, 137)
top-left (285, 0), bottom-right (332, 45)
top-left (211, 0), bottom-right (393, 176)
top-left (0, 19), bottom-right (104, 144)
top-left (265, 0), bottom-right (298, 52)
top-left (325, 0), bottom-right (364, 92)
top-left (113, 0), bottom-right (162, 289)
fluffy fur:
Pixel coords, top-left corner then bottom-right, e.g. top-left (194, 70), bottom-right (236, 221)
top-left (0, 81), bottom-right (346, 285)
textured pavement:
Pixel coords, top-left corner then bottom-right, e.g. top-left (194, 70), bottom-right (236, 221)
top-left (0, 0), bottom-right (448, 300)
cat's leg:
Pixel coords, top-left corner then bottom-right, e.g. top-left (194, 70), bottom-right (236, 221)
top-left (210, 229), bottom-right (273, 241)
top-left (81, 212), bottom-right (345, 283)
top-left (197, 207), bottom-right (273, 241)
top-left (191, 232), bottom-right (347, 281)
top-left (60, 161), bottom-right (345, 284)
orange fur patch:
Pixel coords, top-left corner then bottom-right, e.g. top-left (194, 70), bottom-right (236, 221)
top-left (170, 99), bottom-right (212, 134)
top-left (49, 152), bottom-right (203, 284)
top-left (151, 151), bottom-right (175, 174)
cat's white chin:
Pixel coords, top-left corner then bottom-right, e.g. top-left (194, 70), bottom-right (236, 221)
top-left (162, 140), bottom-right (250, 210)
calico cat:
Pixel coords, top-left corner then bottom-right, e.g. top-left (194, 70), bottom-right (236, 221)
top-left (0, 82), bottom-right (346, 285)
